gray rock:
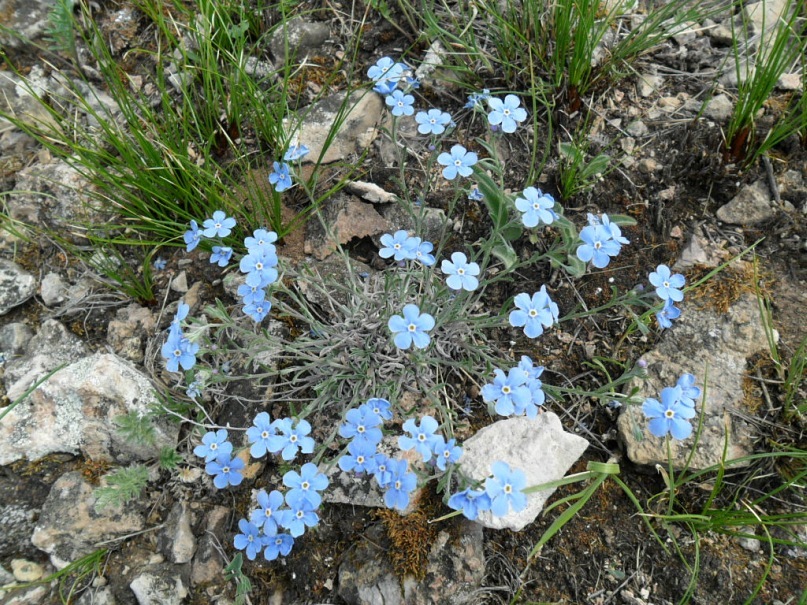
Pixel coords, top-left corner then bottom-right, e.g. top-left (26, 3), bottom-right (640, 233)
top-left (338, 520), bottom-right (485, 605)
top-left (107, 304), bottom-right (156, 363)
top-left (377, 204), bottom-right (448, 248)
top-left (702, 93), bottom-right (734, 122)
top-left (158, 503), bottom-right (196, 564)
top-left (709, 22), bottom-right (735, 46)
top-left (269, 17), bottom-right (330, 65)
top-left (305, 193), bottom-right (391, 260)
top-left (31, 472), bottom-right (146, 569)
top-left (129, 565), bottom-right (188, 605)
top-left (0, 0), bottom-right (53, 48)
top-left (40, 272), bottom-right (68, 307)
top-left (0, 70), bottom-right (58, 162)
top-left (2, 319), bottom-right (88, 403)
top-left (738, 527), bottom-right (761, 552)
top-left (190, 506), bottom-right (229, 587)
top-left (76, 586), bottom-right (117, 605)
top-left (169, 271), bottom-right (188, 293)
top-left (1, 584), bottom-right (49, 605)
top-left (745, 0), bottom-right (789, 37)
top-left (716, 179), bottom-right (777, 225)
top-left (617, 292), bottom-right (769, 469)
top-left (458, 413), bottom-right (589, 531)
top-left (6, 158), bottom-right (108, 243)
top-left (777, 73), bottom-right (802, 91)
top-left (637, 73), bottom-right (663, 98)
top-left (346, 181), bottom-right (399, 204)
top-left (673, 230), bottom-right (732, 271)
top-left (10, 558), bottom-right (44, 582)
top-left (0, 322), bottom-right (33, 359)
top-left (295, 255), bottom-right (376, 314)
top-left (285, 91), bottom-right (383, 164)
top-left (0, 259), bottom-right (35, 315)
top-left (0, 352), bottom-right (178, 465)
top-left (626, 120), bottom-right (648, 137)
top-left (0, 504), bottom-right (38, 560)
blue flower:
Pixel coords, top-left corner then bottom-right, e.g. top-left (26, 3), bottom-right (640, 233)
top-left (415, 109), bottom-right (451, 135)
top-left (388, 304), bottom-right (435, 350)
top-left (649, 264), bottom-right (685, 302)
top-left (184, 220), bottom-right (203, 252)
top-left (338, 438), bottom-right (379, 474)
top-left (284, 462), bottom-right (329, 509)
top-left (373, 80), bottom-right (398, 95)
top-left (602, 214), bottom-right (630, 245)
top-left (161, 330), bottom-right (199, 372)
top-left (485, 461), bottom-right (528, 516)
top-left (205, 454), bottom-right (245, 489)
top-left (372, 454), bottom-right (393, 488)
top-left (186, 381), bottom-right (201, 400)
top-left (202, 211), bottom-right (236, 238)
top-left (268, 161), bottom-right (293, 192)
top-left (263, 533), bottom-right (294, 561)
top-left (361, 398), bottom-right (393, 421)
top-left (448, 488), bottom-right (491, 520)
top-left (464, 89), bottom-right (491, 109)
top-left (515, 187), bottom-right (557, 228)
top-left (251, 489), bottom-right (285, 534)
top-left (521, 378), bottom-right (546, 418)
top-left (234, 519), bottom-right (264, 560)
top-left (481, 368), bottom-right (531, 416)
top-left (508, 286), bottom-right (560, 339)
top-left (433, 438), bottom-right (462, 471)
top-left (379, 230), bottom-right (418, 261)
top-left (210, 246), bottom-right (233, 267)
top-left (642, 386), bottom-right (696, 440)
top-left (383, 458), bottom-right (417, 510)
top-left (239, 250), bottom-right (279, 285)
top-left (368, 57), bottom-right (406, 86)
top-left (437, 144), bottom-right (478, 180)
top-left (153, 257), bottom-right (167, 271)
top-left (281, 499), bottom-right (320, 538)
top-left (193, 429), bottom-right (232, 462)
top-left (246, 412), bottom-right (276, 458)
top-left (266, 418), bottom-right (315, 461)
top-left (386, 90), bottom-right (415, 117)
top-left (404, 75), bottom-right (420, 89)
top-left (244, 228), bottom-right (278, 254)
top-left (243, 299), bottom-right (271, 323)
top-left (487, 95), bottom-right (528, 133)
top-left (283, 144), bottom-right (310, 162)
top-left (517, 356), bottom-right (544, 382)
top-left (576, 224), bottom-right (623, 268)
top-left (441, 252), bottom-right (480, 291)
top-left (399, 415), bottom-right (442, 462)
top-left (656, 299), bottom-right (681, 329)
top-left (676, 373), bottom-right (701, 408)
top-left (468, 186), bottom-right (484, 201)
top-left (339, 407), bottom-right (383, 445)
top-left (414, 240), bottom-right (436, 266)
top-left (237, 282), bottom-right (266, 305)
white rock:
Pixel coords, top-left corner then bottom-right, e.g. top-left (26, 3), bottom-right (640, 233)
top-left (40, 272), bottom-right (67, 306)
top-left (458, 413), bottom-right (589, 531)
top-left (0, 259), bottom-right (36, 315)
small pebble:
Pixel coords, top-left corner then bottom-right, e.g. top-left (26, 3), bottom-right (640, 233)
top-left (11, 559), bottom-right (44, 582)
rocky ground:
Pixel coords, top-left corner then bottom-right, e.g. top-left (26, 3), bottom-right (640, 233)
top-left (0, 0), bottom-right (806, 604)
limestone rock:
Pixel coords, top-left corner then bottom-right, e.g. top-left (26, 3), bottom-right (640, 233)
top-left (39, 272), bottom-right (68, 307)
top-left (0, 0), bottom-right (54, 48)
top-left (269, 17), bottom-right (330, 64)
top-left (107, 304), bottom-right (156, 363)
top-left (716, 179), bottom-right (777, 225)
top-left (458, 413), bottom-right (589, 531)
top-left (702, 94), bottom-right (734, 122)
top-left (0, 259), bottom-right (35, 315)
top-left (617, 293), bottom-right (769, 469)
top-left (0, 352), bottom-right (178, 465)
top-left (129, 565), bottom-right (188, 605)
top-left (31, 472), bottom-right (146, 569)
top-left (285, 91), bottom-right (383, 164)
top-left (190, 506), bottom-right (229, 587)
top-left (158, 503), bottom-right (196, 564)
top-left (2, 319), bottom-right (89, 403)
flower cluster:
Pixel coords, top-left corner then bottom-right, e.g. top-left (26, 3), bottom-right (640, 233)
top-left (234, 461), bottom-right (329, 561)
top-left (509, 286), bottom-right (560, 339)
top-left (448, 461), bottom-right (528, 520)
top-left (337, 398), bottom-right (419, 510)
top-left (183, 211), bottom-right (236, 264)
top-left (481, 356), bottom-right (546, 418)
top-left (378, 230), bottom-right (436, 266)
top-left (649, 264), bottom-right (686, 329)
top-left (398, 415), bottom-right (463, 471)
top-left (641, 373), bottom-right (701, 440)
top-left (193, 429), bottom-right (244, 488)
top-left (247, 415), bottom-right (315, 461)
top-left (161, 301), bottom-right (200, 372)
top-left (238, 228), bottom-right (280, 322)
top-left (576, 213), bottom-right (630, 269)
top-left (367, 56), bottom-right (411, 95)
